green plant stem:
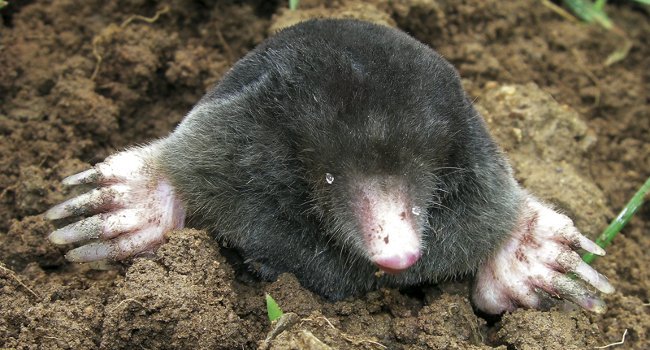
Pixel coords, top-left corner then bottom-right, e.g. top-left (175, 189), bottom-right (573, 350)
top-left (289, 0), bottom-right (299, 11)
top-left (594, 0), bottom-right (607, 11)
top-left (583, 176), bottom-right (650, 264)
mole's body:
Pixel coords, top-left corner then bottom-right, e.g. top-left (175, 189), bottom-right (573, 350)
top-left (46, 19), bottom-right (612, 314)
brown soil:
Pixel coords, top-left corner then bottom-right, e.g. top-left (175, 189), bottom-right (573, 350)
top-left (1, 0), bottom-right (648, 349)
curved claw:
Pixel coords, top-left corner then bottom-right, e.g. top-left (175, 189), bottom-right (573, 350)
top-left (49, 208), bottom-right (145, 244)
top-left (66, 226), bottom-right (166, 262)
top-left (62, 168), bottom-right (102, 186)
top-left (559, 225), bottom-right (606, 256)
top-left (551, 274), bottom-right (607, 313)
top-left (45, 184), bottom-right (129, 220)
top-left (556, 251), bottom-right (614, 294)
top-left (49, 215), bottom-right (104, 244)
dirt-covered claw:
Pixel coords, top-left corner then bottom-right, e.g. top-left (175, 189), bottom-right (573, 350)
top-left (552, 275), bottom-right (608, 313)
top-left (45, 184), bottom-right (129, 220)
top-left (65, 226), bottom-right (168, 262)
top-left (49, 208), bottom-right (146, 244)
top-left (556, 252), bottom-right (614, 294)
top-left (571, 231), bottom-right (606, 256)
top-left (62, 168), bottom-right (101, 186)
top-left (472, 195), bottom-right (613, 314)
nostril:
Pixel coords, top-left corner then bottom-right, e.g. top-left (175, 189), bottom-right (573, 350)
top-left (373, 251), bottom-right (422, 274)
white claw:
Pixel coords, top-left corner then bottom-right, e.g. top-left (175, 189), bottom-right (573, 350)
top-left (62, 168), bottom-right (101, 186)
top-left (573, 233), bottom-right (606, 256)
top-left (66, 226), bottom-right (166, 262)
top-left (45, 184), bottom-right (129, 220)
top-left (49, 208), bottom-right (145, 244)
top-left (551, 275), bottom-right (608, 314)
top-left (66, 241), bottom-right (114, 262)
top-left (49, 215), bottom-right (103, 244)
top-left (571, 260), bottom-right (615, 294)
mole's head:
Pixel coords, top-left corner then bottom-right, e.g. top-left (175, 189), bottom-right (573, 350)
top-left (284, 51), bottom-right (471, 273)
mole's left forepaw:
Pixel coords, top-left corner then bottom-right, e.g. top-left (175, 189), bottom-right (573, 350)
top-left (472, 196), bottom-right (614, 314)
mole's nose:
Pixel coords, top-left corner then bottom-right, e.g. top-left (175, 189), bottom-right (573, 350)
top-left (351, 176), bottom-right (424, 274)
top-left (373, 250), bottom-right (422, 274)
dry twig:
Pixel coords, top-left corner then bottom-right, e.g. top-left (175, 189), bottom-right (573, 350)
top-left (540, 0), bottom-right (580, 23)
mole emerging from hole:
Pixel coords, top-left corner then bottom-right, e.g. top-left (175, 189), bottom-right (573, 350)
top-left (45, 19), bottom-right (613, 314)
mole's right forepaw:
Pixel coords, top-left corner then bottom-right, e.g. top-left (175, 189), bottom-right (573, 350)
top-left (471, 196), bottom-right (613, 315)
top-left (45, 146), bottom-right (185, 262)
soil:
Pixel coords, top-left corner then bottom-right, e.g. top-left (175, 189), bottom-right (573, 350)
top-left (1, 0), bottom-right (648, 349)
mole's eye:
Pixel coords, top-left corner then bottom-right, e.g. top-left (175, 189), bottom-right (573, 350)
top-left (325, 173), bottom-right (335, 185)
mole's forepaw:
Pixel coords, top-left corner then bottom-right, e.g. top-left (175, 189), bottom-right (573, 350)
top-left (45, 145), bottom-right (185, 262)
top-left (472, 196), bottom-right (614, 315)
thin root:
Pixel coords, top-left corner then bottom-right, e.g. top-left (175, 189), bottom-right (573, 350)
top-left (570, 48), bottom-right (602, 108)
top-left (108, 298), bottom-right (145, 312)
top-left (120, 5), bottom-right (170, 28)
top-left (594, 329), bottom-right (628, 349)
top-left (0, 187), bottom-right (9, 201)
top-left (43, 336), bottom-right (63, 341)
top-left (216, 29), bottom-right (234, 64)
top-left (0, 264), bottom-right (40, 299)
top-left (91, 6), bottom-right (170, 80)
top-left (301, 316), bottom-right (387, 349)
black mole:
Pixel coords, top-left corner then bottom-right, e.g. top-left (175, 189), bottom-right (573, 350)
top-left (46, 19), bottom-right (613, 314)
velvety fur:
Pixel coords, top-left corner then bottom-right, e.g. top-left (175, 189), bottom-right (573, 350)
top-left (157, 19), bottom-right (523, 299)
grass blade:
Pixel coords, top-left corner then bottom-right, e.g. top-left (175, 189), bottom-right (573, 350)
top-left (583, 176), bottom-right (650, 264)
top-left (562, 0), bottom-right (613, 29)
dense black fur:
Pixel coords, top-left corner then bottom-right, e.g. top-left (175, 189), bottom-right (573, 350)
top-left (158, 19), bottom-right (523, 299)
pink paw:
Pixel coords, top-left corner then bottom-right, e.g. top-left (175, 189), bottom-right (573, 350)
top-left (45, 145), bottom-right (185, 262)
top-left (472, 196), bottom-right (614, 314)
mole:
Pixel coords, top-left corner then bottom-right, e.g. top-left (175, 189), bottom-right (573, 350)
top-left (45, 19), bottom-right (613, 314)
